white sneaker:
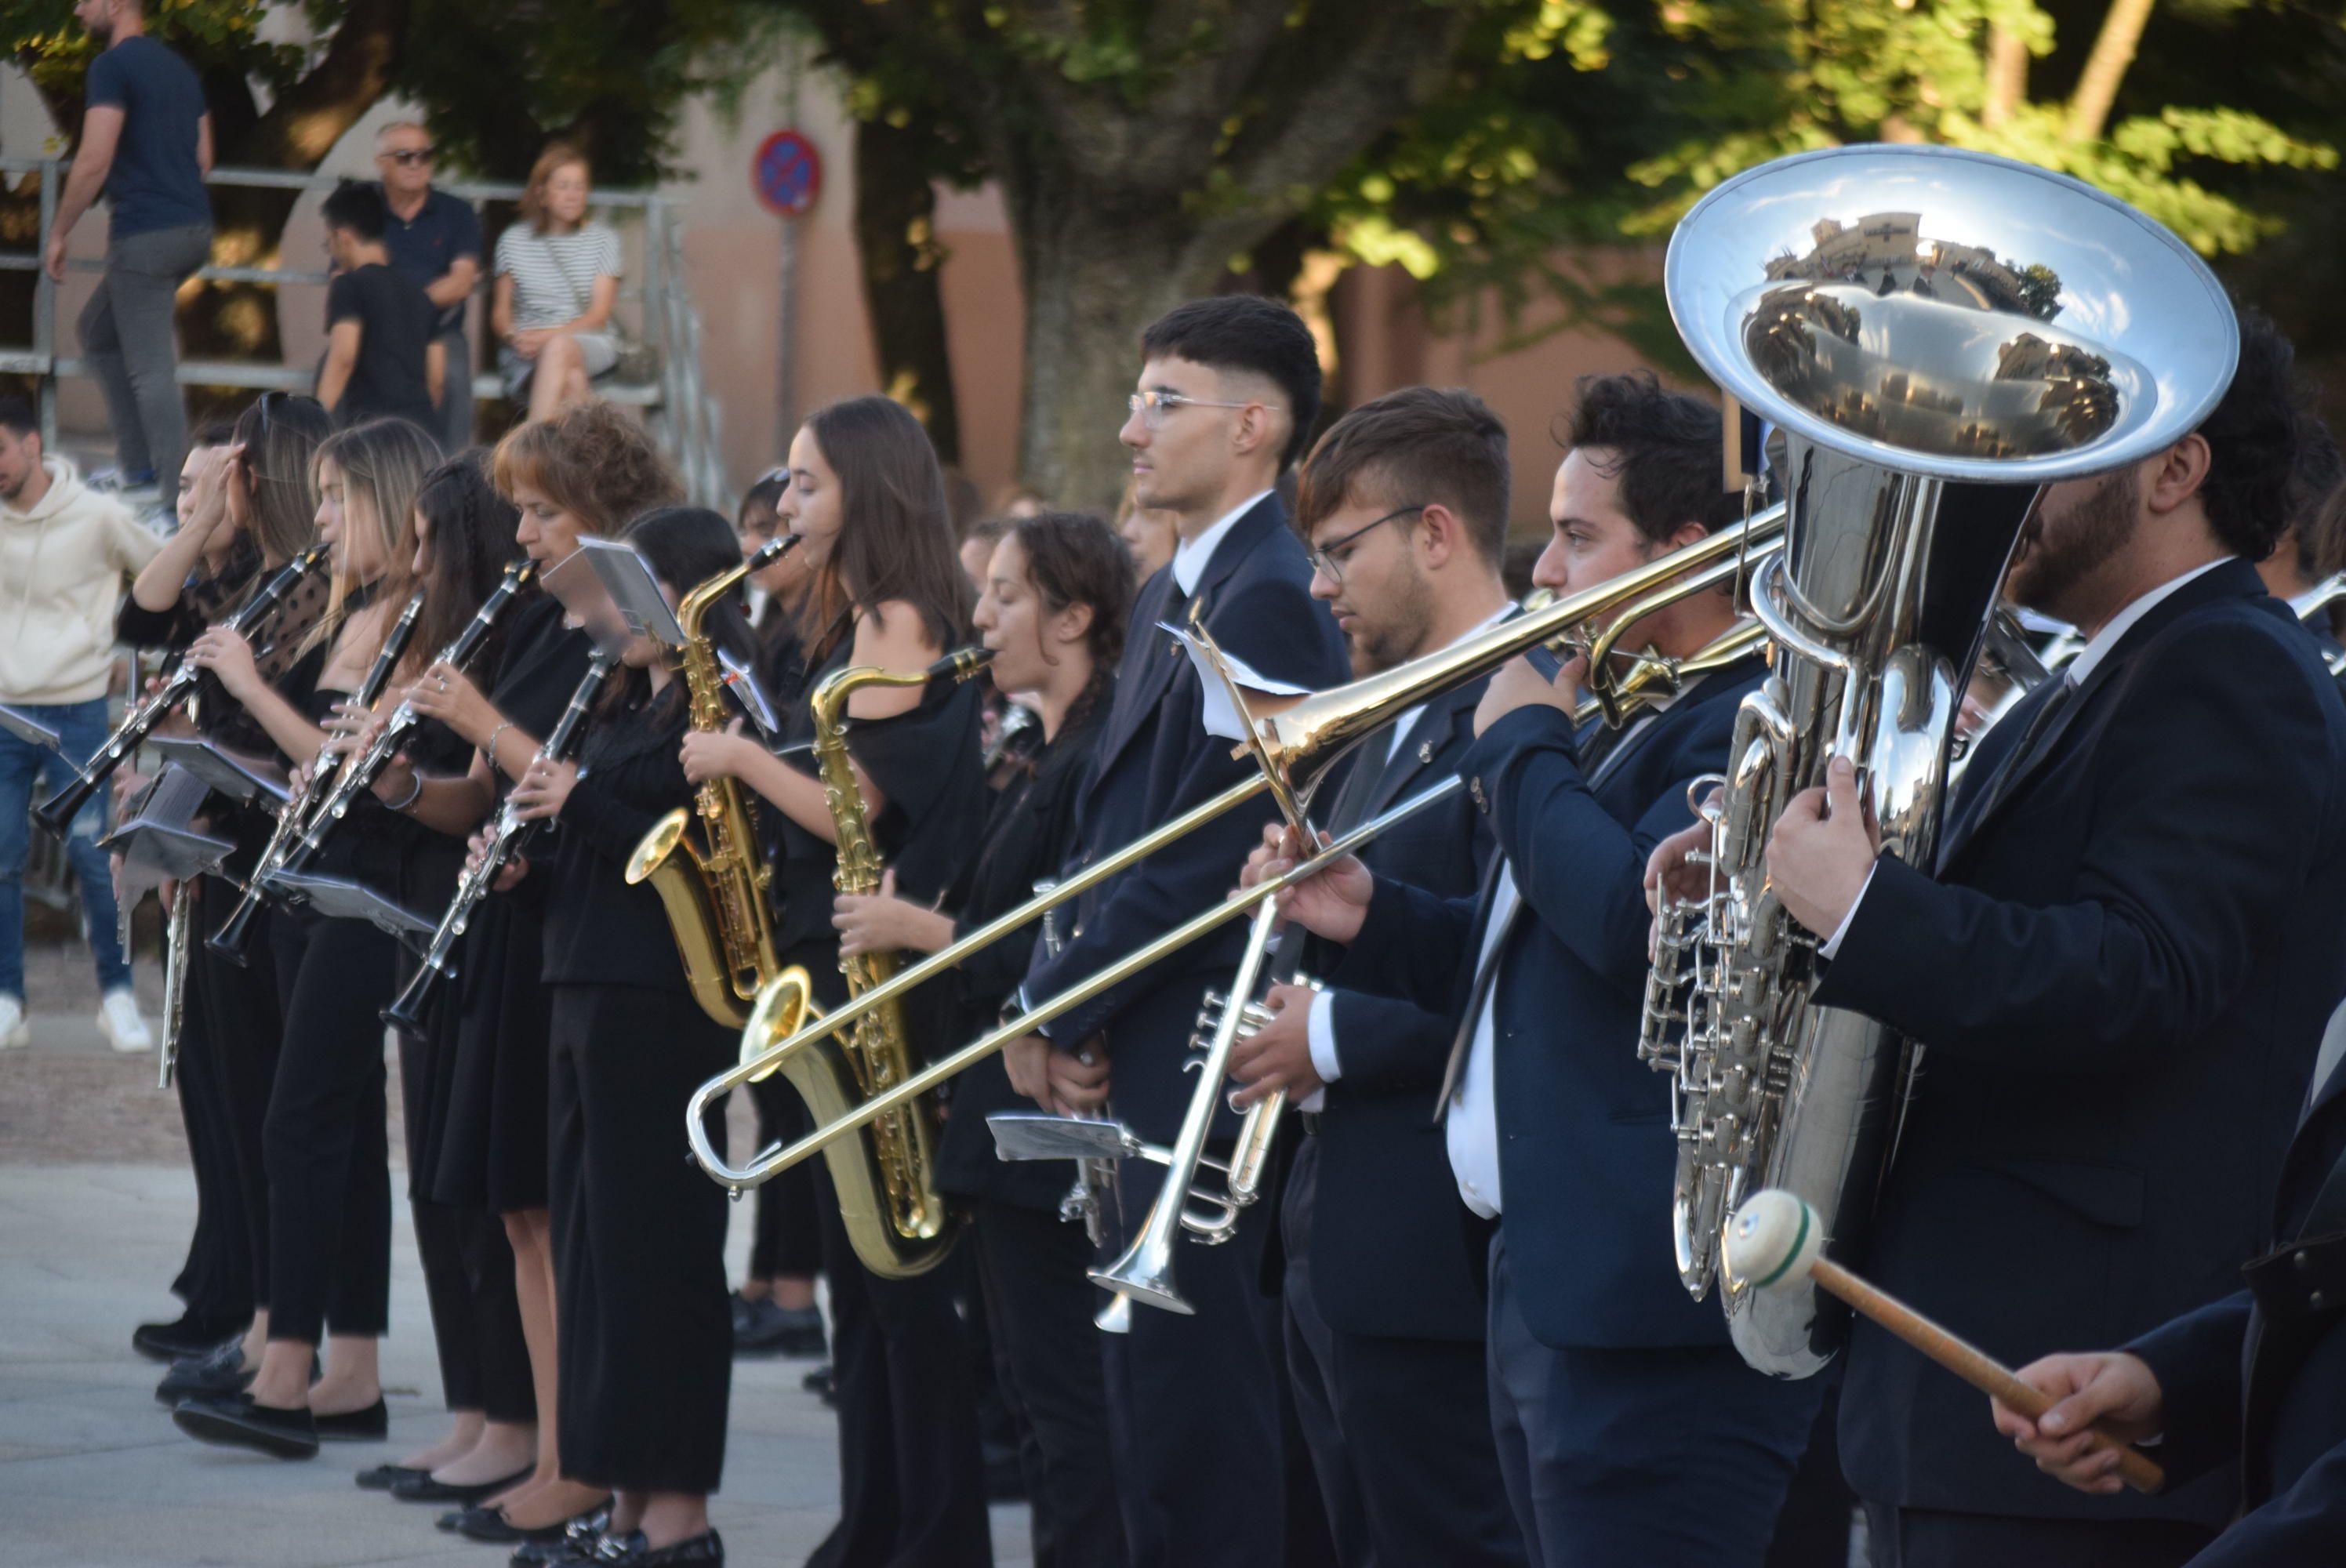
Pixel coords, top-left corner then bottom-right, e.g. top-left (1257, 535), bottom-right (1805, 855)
top-left (0, 995), bottom-right (25, 1050)
top-left (98, 989), bottom-right (152, 1054)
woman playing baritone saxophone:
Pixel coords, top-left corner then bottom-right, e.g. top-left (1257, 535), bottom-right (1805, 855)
top-left (115, 395), bottom-right (329, 1381)
top-left (171, 417), bottom-right (444, 1459)
top-left (498, 506), bottom-right (750, 1566)
top-left (679, 395), bottom-right (993, 1568)
top-left (355, 405), bottom-right (681, 1535)
top-left (830, 510), bottom-right (1134, 1568)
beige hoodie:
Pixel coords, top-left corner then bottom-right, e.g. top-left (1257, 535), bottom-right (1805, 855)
top-left (1, 456), bottom-right (165, 705)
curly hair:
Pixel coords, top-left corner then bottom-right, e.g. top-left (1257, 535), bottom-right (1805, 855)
top-left (2195, 307), bottom-right (2306, 564)
top-left (1557, 371), bottom-right (1741, 546)
top-left (491, 403), bottom-right (680, 538)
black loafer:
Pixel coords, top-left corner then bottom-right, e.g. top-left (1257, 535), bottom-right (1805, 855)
top-left (624, 1528), bottom-right (724, 1565)
top-left (155, 1335), bottom-right (251, 1405)
top-left (357, 1462), bottom-right (430, 1490)
top-left (522, 1529), bottom-right (644, 1566)
top-left (459, 1495), bottom-right (613, 1545)
top-left (172, 1392), bottom-right (319, 1459)
top-left (735, 1300), bottom-right (826, 1358)
top-left (391, 1462), bottom-right (536, 1504)
top-left (314, 1398), bottom-right (388, 1442)
top-left (510, 1508), bottom-right (612, 1563)
top-left (133, 1311), bottom-right (242, 1363)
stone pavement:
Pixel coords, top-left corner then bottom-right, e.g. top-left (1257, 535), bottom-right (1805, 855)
top-left (0, 954), bottom-right (1035, 1568)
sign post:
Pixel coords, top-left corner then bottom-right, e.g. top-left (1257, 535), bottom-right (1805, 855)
top-left (754, 128), bottom-right (823, 452)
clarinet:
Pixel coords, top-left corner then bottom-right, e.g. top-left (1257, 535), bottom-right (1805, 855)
top-left (33, 546), bottom-right (330, 837)
top-left (280, 561), bottom-right (538, 876)
top-left (205, 590), bottom-right (427, 962)
top-left (382, 648), bottom-right (614, 1033)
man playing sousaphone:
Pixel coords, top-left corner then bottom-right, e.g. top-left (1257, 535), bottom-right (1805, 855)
top-left (1248, 372), bottom-right (1823, 1566)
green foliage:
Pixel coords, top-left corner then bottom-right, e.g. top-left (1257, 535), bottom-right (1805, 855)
top-left (4, 0), bottom-right (309, 114)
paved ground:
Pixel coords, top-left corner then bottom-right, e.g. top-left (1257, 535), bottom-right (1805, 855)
top-left (0, 937), bottom-right (1034, 1568)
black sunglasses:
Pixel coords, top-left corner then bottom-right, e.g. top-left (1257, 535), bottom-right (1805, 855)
top-left (382, 147), bottom-right (436, 166)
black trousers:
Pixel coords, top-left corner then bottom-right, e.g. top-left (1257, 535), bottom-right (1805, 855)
top-left (547, 984), bottom-right (733, 1494)
top-left (262, 909), bottom-right (395, 1344)
top-left (1281, 1136), bottom-right (1527, 1568)
top-left (971, 1198), bottom-right (1127, 1568)
top-left (194, 876), bottom-right (285, 1311)
top-left (1860, 1503), bottom-right (2217, 1568)
top-left (746, 1073), bottom-right (822, 1280)
top-left (804, 1161), bottom-right (992, 1568)
top-left (168, 912), bottom-right (254, 1326)
top-left (401, 1019), bottom-right (533, 1423)
top-left (1097, 1155), bottom-right (1287, 1568)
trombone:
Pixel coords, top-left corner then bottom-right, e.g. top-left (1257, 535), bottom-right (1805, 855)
top-left (685, 503), bottom-right (1787, 1193)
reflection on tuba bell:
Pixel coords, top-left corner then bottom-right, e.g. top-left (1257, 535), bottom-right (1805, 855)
top-left (1640, 144), bottom-right (2241, 1378)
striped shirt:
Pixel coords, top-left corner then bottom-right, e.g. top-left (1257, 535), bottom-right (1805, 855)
top-left (495, 222), bottom-right (623, 330)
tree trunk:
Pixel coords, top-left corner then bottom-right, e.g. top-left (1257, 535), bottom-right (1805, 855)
top-left (853, 117), bottom-right (961, 466)
top-left (2067, 0), bottom-right (2156, 143)
top-left (1983, 24), bottom-right (2028, 127)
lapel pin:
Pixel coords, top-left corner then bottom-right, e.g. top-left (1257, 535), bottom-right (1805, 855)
top-left (1418, 739), bottom-right (1435, 764)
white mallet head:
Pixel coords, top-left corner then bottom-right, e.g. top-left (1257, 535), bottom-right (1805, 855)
top-left (1727, 1189), bottom-right (1826, 1294)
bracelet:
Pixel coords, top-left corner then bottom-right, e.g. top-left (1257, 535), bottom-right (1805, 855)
top-left (485, 720), bottom-right (513, 775)
top-left (383, 770), bottom-right (425, 812)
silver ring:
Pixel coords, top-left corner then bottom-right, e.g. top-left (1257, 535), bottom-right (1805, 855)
top-left (1075, 1049), bottom-right (1097, 1067)
top-left (435, 674), bottom-right (449, 691)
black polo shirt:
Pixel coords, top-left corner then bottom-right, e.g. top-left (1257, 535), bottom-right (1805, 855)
top-left (377, 185), bottom-right (482, 336)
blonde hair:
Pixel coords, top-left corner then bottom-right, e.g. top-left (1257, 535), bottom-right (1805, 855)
top-left (304, 419), bottom-right (443, 662)
top-left (519, 142), bottom-right (590, 234)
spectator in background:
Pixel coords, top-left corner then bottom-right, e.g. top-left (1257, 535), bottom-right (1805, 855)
top-left (0, 394), bottom-right (163, 1054)
top-left (1112, 476), bottom-right (1177, 581)
top-left (44, 0), bottom-right (215, 515)
top-left (957, 515), bottom-right (1010, 597)
top-left (492, 143), bottom-right (622, 423)
top-left (373, 122), bottom-right (482, 452)
top-left (316, 181), bottom-right (443, 435)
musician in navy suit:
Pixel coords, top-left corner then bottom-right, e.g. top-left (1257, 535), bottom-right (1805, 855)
top-left (1992, 1013), bottom-right (2346, 1568)
top-left (1006, 296), bottom-right (1350, 1568)
top-left (1730, 310), bottom-right (2346, 1566)
top-left (1222, 387), bottom-right (1527, 1568)
top-left (1253, 375), bottom-right (1824, 1566)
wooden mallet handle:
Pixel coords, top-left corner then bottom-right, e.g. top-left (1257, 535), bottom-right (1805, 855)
top-left (1727, 1190), bottom-right (2164, 1495)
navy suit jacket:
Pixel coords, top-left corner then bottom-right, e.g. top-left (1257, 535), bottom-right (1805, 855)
top-left (2126, 1057), bottom-right (2346, 1566)
top-left (1815, 560), bottom-right (2346, 1526)
top-left (1302, 674), bottom-right (1498, 1343)
top-left (1335, 657), bottom-right (1768, 1351)
top-left (1022, 494), bottom-right (1349, 1145)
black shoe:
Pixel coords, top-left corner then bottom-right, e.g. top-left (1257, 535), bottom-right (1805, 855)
top-left (456, 1501), bottom-right (609, 1545)
top-left (390, 1461), bottom-right (536, 1504)
top-left (597, 1530), bottom-right (722, 1566)
top-left (734, 1298), bottom-right (826, 1358)
top-left (800, 1362), bottom-right (834, 1406)
top-left (172, 1392), bottom-right (319, 1459)
top-left (155, 1335), bottom-right (251, 1405)
top-left (314, 1398), bottom-right (388, 1442)
top-left (510, 1509), bottom-right (612, 1564)
top-left (133, 1310), bottom-right (242, 1363)
top-left (982, 1437), bottom-right (1026, 1502)
top-left (525, 1529), bottom-right (644, 1566)
top-left (357, 1462), bottom-right (430, 1490)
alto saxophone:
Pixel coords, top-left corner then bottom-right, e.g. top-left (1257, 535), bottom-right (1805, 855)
top-left (751, 645), bottom-right (991, 1279)
top-left (625, 537), bottom-right (795, 1028)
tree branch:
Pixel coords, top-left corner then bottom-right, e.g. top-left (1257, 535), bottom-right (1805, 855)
top-left (238, 0), bottom-right (411, 167)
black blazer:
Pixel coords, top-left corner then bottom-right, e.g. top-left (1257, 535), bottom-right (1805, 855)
top-left (1335, 658), bottom-right (1768, 1351)
top-left (1816, 559), bottom-right (2346, 1526)
top-left (1022, 495), bottom-right (1350, 1145)
top-left (1298, 675), bottom-right (1498, 1342)
top-left (2126, 1054), bottom-right (2346, 1566)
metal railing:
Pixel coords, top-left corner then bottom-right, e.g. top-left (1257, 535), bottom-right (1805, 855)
top-left (0, 159), bottom-right (732, 507)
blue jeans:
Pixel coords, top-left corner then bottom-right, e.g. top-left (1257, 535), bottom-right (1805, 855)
top-left (0, 697), bottom-right (130, 1000)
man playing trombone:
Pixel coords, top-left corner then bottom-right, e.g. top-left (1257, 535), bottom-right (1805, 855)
top-left (1247, 374), bottom-right (1823, 1566)
top-left (1222, 386), bottom-right (1527, 1568)
top-left (1001, 295), bottom-right (1350, 1568)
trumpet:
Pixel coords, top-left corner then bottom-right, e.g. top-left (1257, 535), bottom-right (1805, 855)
top-left (34, 546), bottom-right (330, 837)
top-left (382, 649), bottom-right (616, 1034)
top-left (685, 504), bottom-right (1789, 1189)
top-left (207, 590), bottom-right (427, 960)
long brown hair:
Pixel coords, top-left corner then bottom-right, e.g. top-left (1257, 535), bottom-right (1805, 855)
top-left (797, 396), bottom-right (972, 661)
top-left (412, 451), bottom-right (528, 662)
top-left (303, 419), bottom-right (441, 661)
top-left (1011, 510), bottom-right (1131, 725)
top-left (231, 391), bottom-right (330, 569)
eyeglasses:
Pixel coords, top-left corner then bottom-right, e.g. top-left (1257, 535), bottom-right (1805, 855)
top-left (1128, 389), bottom-right (1280, 430)
top-left (380, 147), bottom-right (436, 167)
top-left (1307, 504), bottom-right (1425, 587)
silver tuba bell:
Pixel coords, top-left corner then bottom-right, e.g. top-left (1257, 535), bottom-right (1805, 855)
top-left (1640, 144), bottom-right (2239, 1377)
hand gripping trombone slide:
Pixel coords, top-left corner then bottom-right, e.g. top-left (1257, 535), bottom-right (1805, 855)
top-left (684, 503), bottom-right (1789, 1196)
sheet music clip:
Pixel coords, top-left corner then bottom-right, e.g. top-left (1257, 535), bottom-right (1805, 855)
top-left (717, 648), bottom-right (783, 739)
top-left (0, 704), bottom-right (65, 753)
top-left (144, 735), bottom-right (290, 808)
top-left (266, 871), bottom-right (435, 948)
top-left (577, 537), bottom-right (688, 647)
top-left (986, 1111), bottom-right (1142, 1164)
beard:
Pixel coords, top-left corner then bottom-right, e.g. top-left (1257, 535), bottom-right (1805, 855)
top-left (2009, 468), bottom-right (2139, 617)
top-left (1349, 558), bottom-right (1436, 676)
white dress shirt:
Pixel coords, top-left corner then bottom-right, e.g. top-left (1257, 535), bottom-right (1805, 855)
top-left (1818, 556), bottom-right (2234, 960)
top-left (1171, 491), bottom-right (1272, 597)
top-left (1298, 604), bottom-right (1517, 1112)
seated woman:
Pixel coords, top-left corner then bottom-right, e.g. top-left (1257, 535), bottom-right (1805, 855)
top-left (492, 143), bottom-right (623, 423)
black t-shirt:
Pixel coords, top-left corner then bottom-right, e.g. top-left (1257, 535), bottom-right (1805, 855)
top-left (325, 262), bottom-right (437, 430)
